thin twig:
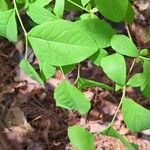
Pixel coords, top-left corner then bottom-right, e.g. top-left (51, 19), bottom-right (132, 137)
top-left (13, 0), bottom-right (28, 59)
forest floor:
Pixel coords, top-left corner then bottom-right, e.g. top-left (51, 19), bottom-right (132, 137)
top-left (1, 1), bottom-right (150, 150)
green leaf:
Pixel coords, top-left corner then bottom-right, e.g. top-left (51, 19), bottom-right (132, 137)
top-left (54, 80), bottom-right (91, 114)
top-left (68, 126), bottom-right (94, 150)
top-left (19, 59), bottom-right (44, 85)
top-left (76, 19), bottom-right (115, 48)
top-left (111, 35), bottom-right (139, 57)
top-left (0, 9), bottom-right (18, 42)
top-left (54, 0), bottom-right (65, 18)
top-left (141, 60), bottom-right (150, 98)
top-left (39, 61), bottom-right (55, 81)
top-left (127, 73), bottom-right (145, 87)
top-left (101, 53), bottom-right (126, 85)
top-left (0, 0), bottom-right (8, 10)
top-left (28, 20), bottom-right (98, 66)
top-left (61, 64), bottom-right (75, 75)
top-left (95, 0), bottom-right (128, 22)
top-left (81, 0), bottom-right (91, 6)
top-left (32, 0), bottom-right (52, 6)
top-left (89, 49), bottom-right (108, 66)
top-left (102, 126), bottom-right (138, 150)
top-left (140, 49), bottom-right (149, 57)
top-left (122, 97), bottom-right (150, 132)
top-left (78, 78), bottom-right (113, 91)
top-left (27, 4), bottom-right (58, 24)
top-left (125, 3), bottom-right (134, 24)
top-left (16, 0), bottom-right (25, 4)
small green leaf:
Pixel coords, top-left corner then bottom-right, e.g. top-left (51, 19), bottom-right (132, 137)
top-left (89, 49), bottom-right (108, 66)
top-left (0, 0), bottom-right (8, 11)
top-left (27, 4), bottom-right (58, 24)
top-left (32, 0), bottom-right (52, 6)
top-left (141, 60), bottom-right (150, 98)
top-left (54, 0), bottom-right (65, 18)
top-left (102, 126), bottom-right (138, 150)
top-left (95, 0), bottom-right (128, 22)
top-left (78, 78), bottom-right (113, 91)
top-left (101, 53), bottom-right (126, 85)
top-left (0, 9), bottom-right (18, 42)
top-left (81, 0), bottom-right (91, 6)
top-left (140, 49), bottom-right (149, 57)
top-left (122, 97), bottom-right (150, 132)
top-left (54, 80), bottom-right (91, 114)
top-left (125, 3), bottom-right (134, 24)
top-left (127, 73), bottom-right (145, 87)
top-left (68, 126), bottom-right (94, 150)
top-left (19, 59), bottom-right (44, 85)
top-left (61, 64), bottom-right (75, 75)
top-left (111, 35), bottom-right (139, 57)
top-left (39, 61), bottom-right (55, 81)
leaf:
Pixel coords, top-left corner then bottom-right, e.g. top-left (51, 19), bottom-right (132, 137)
top-left (125, 3), bottom-right (134, 24)
top-left (0, 0), bottom-right (8, 11)
top-left (32, 0), bottom-right (52, 6)
top-left (95, 0), bottom-right (128, 22)
top-left (61, 64), bottom-right (75, 75)
top-left (68, 126), bottom-right (94, 150)
top-left (81, 0), bottom-right (91, 6)
top-left (102, 126), bottom-right (138, 150)
top-left (122, 97), bottom-right (150, 132)
top-left (54, 0), bottom-right (65, 18)
top-left (76, 19), bottom-right (115, 48)
top-left (19, 59), bottom-right (44, 85)
top-left (28, 20), bottom-right (98, 66)
top-left (0, 9), bottom-right (18, 42)
top-left (54, 80), bottom-right (91, 114)
top-left (89, 49), bottom-right (108, 66)
top-left (140, 49), bottom-right (149, 57)
top-left (101, 53), bottom-right (126, 85)
top-left (78, 78), bottom-right (113, 91)
top-left (127, 73), bottom-right (145, 87)
top-left (111, 35), bottom-right (139, 57)
top-left (16, 0), bottom-right (25, 4)
top-left (141, 60), bottom-right (150, 98)
top-left (27, 4), bottom-right (58, 24)
top-left (39, 61), bottom-right (55, 81)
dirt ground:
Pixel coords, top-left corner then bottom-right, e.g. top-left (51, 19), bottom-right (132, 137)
top-left (0, 1), bottom-right (150, 150)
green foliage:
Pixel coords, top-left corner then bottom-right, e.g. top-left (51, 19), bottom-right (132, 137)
top-left (101, 53), bottom-right (126, 85)
top-left (76, 19), bottom-right (115, 48)
top-left (19, 59), bottom-right (44, 85)
top-left (27, 3), bottom-right (58, 24)
top-left (78, 78), bottom-right (113, 91)
top-left (89, 49), bottom-right (108, 66)
top-left (81, 0), bottom-right (91, 6)
top-left (127, 73), bottom-right (145, 88)
top-left (111, 35), bottom-right (139, 57)
top-left (125, 3), bottom-right (134, 24)
top-left (54, 80), bottom-right (91, 114)
top-left (122, 97), bottom-right (150, 132)
top-left (2, 0), bottom-right (150, 149)
top-left (54, 0), bottom-right (65, 18)
top-left (0, 9), bottom-right (18, 42)
top-left (141, 60), bottom-right (150, 98)
top-left (28, 20), bottom-right (98, 66)
top-left (95, 0), bottom-right (129, 22)
top-left (68, 126), bottom-right (94, 150)
top-left (0, 0), bottom-right (8, 10)
top-left (102, 126), bottom-right (137, 150)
